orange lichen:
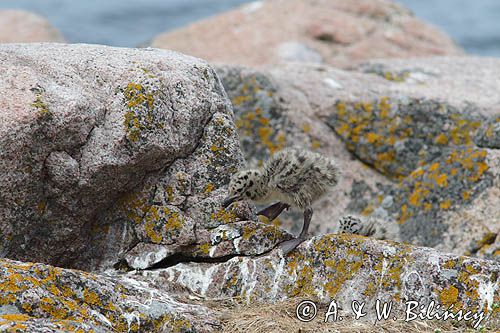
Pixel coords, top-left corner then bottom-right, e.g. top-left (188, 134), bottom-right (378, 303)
top-left (440, 285), bottom-right (459, 307)
top-left (434, 133), bottom-right (449, 145)
top-left (211, 208), bottom-right (237, 224)
top-left (204, 183), bottom-right (214, 194)
top-left (439, 199), bottom-right (452, 210)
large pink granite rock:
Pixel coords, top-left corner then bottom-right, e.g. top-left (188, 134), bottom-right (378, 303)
top-left (216, 56), bottom-right (500, 260)
top-left (0, 10), bottom-right (64, 43)
top-left (0, 43), bottom-right (287, 272)
top-left (151, 0), bottom-right (462, 68)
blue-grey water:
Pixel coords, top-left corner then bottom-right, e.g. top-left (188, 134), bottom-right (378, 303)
top-left (0, 0), bottom-right (499, 56)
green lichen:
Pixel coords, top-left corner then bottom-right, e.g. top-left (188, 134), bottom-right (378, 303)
top-left (31, 88), bottom-right (52, 120)
top-left (362, 64), bottom-right (412, 82)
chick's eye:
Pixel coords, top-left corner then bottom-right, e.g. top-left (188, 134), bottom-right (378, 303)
top-left (245, 191), bottom-right (251, 197)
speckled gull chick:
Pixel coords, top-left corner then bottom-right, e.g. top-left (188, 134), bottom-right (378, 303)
top-left (223, 147), bottom-right (340, 255)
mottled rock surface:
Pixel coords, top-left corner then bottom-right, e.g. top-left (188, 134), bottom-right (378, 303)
top-left (0, 42), bottom-right (499, 332)
top-left (0, 258), bottom-right (217, 332)
top-left (151, 0), bottom-right (462, 68)
top-left (138, 234), bottom-right (500, 329)
top-left (216, 57), bottom-right (500, 259)
top-left (0, 10), bottom-right (64, 43)
top-left (0, 43), bottom-right (288, 272)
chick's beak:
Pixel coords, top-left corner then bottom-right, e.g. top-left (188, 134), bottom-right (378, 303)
top-left (222, 195), bottom-right (238, 209)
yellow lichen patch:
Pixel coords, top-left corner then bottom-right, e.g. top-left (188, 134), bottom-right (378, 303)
top-left (429, 162), bottom-right (440, 172)
top-left (197, 243), bottom-right (211, 255)
top-left (434, 133), bottom-right (449, 145)
top-left (361, 205), bottom-right (373, 216)
top-left (122, 81), bottom-right (159, 143)
top-left (165, 186), bottom-right (174, 202)
top-left (261, 225), bottom-right (284, 243)
top-left (461, 190), bottom-right (470, 201)
top-left (435, 173), bottom-right (448, 187)
top-left (323, 258), bottom-right (363, 298)
top-left (439, 199), bottom-right (452, 210)
top-left (336, 123), bottom-right (350, 136)
top-left (365, 132), bottom-right (382, 144)
top-left (469, 161), bottom-right (489, 182)
top-left (171, 317), bottom-right (192, 332)
top-left (331, 98), bottom-right (485, 179)
top-left (204, 183), bottom-right (214, 194)
top-left (363, 281), bottom-right (378, 297)
top-left (408, 188), bottom-right (422, 207)
top-left (164, 210), bottom-right (184, 232)
top-left (0, 314), bottom-right (29, 321)
top-left (242, 225), bottom-right (257, 241)
top-left (362, 102), bottom-right (373, 113)
top-left (0, 258), bottom-right (187, 332)
top-left (231, 95), bottom-right (251, 106)
top-left (398, 204), bottom-right (408, 224)
top-left (383, 71), bottom-right (409, 82)
top-left (454, 263), bottom-right (482, 311)
top-left (393, 147), bottom-right (490, 226)
top-left (336, 101), bottom-right (346, 117)
top-left (302, 123), bottom-right (311, 133)
top-left (211, 208), bottom-right (237, 224)
top-left (0, 314), bottom-right (29, 330)
top-left (286, 263), bottom-right (315, 297)
top-left (440, 285), bottom-right (459, 307)
top-left (83, 288), bottom-right (102, 307)
top-left (449, 118), bottom-right (482, 145)
top-left (124, 83), bottom-right (154, 109)
top-left (311, 139), bottom-right (321, 149)
top-left (144, 220), bottom-right (163, 244)
top-left (119, 191), bottom-right (151, 224)
top-left (123, 111), bottom-right (141, 142)
top-left (378, 97), bottom-right (391, 118)
top-left (442, 260), bottom-right (456, 270)
top-left (372, 248), bottom-right (413, 297)
top-left (22, 303), bottom-right (33, 313)
top-left (31, 92), bottom-right (52, 119)
top-left (0, 272), bottom-right (27, 294)
top-left (234, 101), bottom-right (287, 156)
top-left (410, 168), bottom-right (424, 179)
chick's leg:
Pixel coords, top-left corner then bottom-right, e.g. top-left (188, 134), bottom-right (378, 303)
top-left (279, 206), bottom-right (313, 256)
top-left (256, 202), bottom-right (290, 221)
top-left (299, 206), bottom-right (313, 238)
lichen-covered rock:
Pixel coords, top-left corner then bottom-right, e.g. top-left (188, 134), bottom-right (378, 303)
top-left (216, 56), bottom-right (500, 259)
top-left (0, 10), bottom-right (64, 43)
top-left (138, 234), bottom-right (500, 329)
top-left (0, 43), bottom-right (287, 271)
top-left (151, 0), bottom-right (462, 68)
top-left (0, 258), bottom-right (217, 332)
top-left (216, 65), bottom-right (394, 238)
